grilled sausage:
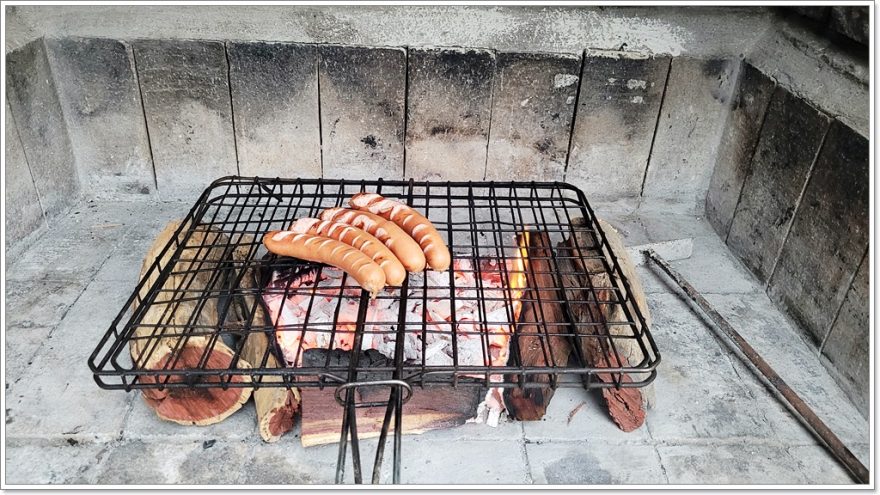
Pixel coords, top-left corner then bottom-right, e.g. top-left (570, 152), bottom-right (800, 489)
top-left (289, 217), bottom-right (407, 286)
top-left (349, 193), bottom-right (451, 272)
top-left (263, 231), bottom-right (386, 297)
top-left (320, 207), bottom-right (427, 273)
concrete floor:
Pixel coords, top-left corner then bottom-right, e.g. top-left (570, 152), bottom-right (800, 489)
top-left (3, 199), bottom-right (869, 485)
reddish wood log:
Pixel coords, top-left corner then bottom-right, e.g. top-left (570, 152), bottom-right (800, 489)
top-left (557, 218), bottom-right (647, 432)
top-left (298, 349), bottom-right (480, 447)
top-left (503, 231), bottom-right (572, 420)
top-left (131, 221), bottom-right (252, 426)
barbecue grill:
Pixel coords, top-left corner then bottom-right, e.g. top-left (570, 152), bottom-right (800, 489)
top-left (88, 176), bottom-right (660, 483)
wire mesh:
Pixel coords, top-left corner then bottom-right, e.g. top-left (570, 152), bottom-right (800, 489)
top-left (88, 176), bottom-right (660, 393)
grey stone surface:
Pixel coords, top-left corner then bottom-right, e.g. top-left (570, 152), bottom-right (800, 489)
top-left (822, 253), bottom-right (869, 418)
top-left (5, 278), bottom-right (86, 329)
top-left (401, 439), bottom-right (529, 484)
top-left (4, 100), bottom-right (45, 249)
top-left (703, 292), bottom-right (868, 452)
top-left (6, 279), bottom-right (134, 443)
top-left (5, 207), bottom-right (126, 282)
top-left (767, 121), bottom-right (869, 344)
top-left (484, 51), bottom-right (580, 182)
top-left (133, 40), bottom-right (237, 200)
top-left (527, 442), bottom-right (666, 484)
top-left (227, 41), bottom-right (321, 179)
top-left (642, 57), bottom-right (737, 207)
top-left (788, 444), bottom-right (864, 484)
top-left (657, 443), bottom-right (811, 484)
top-left (566, 52), bottom-right (670, 199)
top-left (4, 442), bottom-right (109, 485)
top-left (522, 387), bottom-right (652, 444)
top-left (643, 293), bottom-right (775, 442)
top-left (642, 235), bottom-right (758, 296)
top-left (5, 324), bottom-right (53, 385)
top-left (92, 440), bottom-right (252, 484)
top-left (319, 45), bottom-right (405, 181)
top-left (829, 6), bottom-right (869, 45)
top-left (704, 62), bottom-right (775, 238)
top-left (789, 6), bottom-right (830, 23)
top-left (6, 38), bottom-right (80, 217)
top-left (405, 47), bottom-right (495, 181)
top-left (726, 88), bottom-right (831, 283)
top-left (45, 37), bottom-right (155, 199)
top-left (10, 6), bottom-right (775, 58)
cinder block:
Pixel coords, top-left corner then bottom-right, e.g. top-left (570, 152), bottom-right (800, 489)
top-left (642, 57), bottom-right (737, 206)
top-left (133, 40), bottom-right (237, 200)
top-left (320, 45), bottom-right (405, 181)
top-left (822, 253), bottom-right (869, 417)
top-left (726, 89), bottom-right (831, 283)
top-left (405, 47), bottom-right (495, 181)
top-left (705, 62), bottom-right (775, 237)
top-left (484, 51), bottom-right (580, 182)
top-left (829, 6), bottom-right (869, 45)
top-left (5, 100), bottom-right (45, 248)
top-left (768, 121), bottom-right (868, 343)
top-left (566, 51), bottom-right (670, 199)
top-left (6, 39), bottom-right (80, 216)
top-left (526, 442), bottom-right (665, 484)
top-left (45, 37), bottom-right (155, 199)
top-left (227, 42), bottom-right (321, 179)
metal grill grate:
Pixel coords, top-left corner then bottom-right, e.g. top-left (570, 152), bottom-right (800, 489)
top-left (88, 176), bottom-right (660, 394)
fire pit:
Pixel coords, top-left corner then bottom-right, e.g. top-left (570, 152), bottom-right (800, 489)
top-left (88, 176), bottom-right (660, 483)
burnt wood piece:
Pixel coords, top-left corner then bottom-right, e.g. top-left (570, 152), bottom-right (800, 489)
top-left (503, 231), bottom-right (572, 420)
top-left (298, 349), bottom-right (480, 447)
top-left (556, 218), bottom-right (647, 432)
top-left (132, 221), bottom-right (252, 426)
top-left (228, 241), bottom-right (300, 443)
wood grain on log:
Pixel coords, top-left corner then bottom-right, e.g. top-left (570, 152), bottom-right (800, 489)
top-left (556, 217), bottom-right (649, 432)
top-left (131, 220), bottom-right (252, 426)
top-left (503, 231), bottom-right (572, 420)
top-left (298, 349), bottom-right (480, 447)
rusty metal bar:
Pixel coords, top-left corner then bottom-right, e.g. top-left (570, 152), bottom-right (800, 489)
top-left (644, 249), bottom-right (869, 485)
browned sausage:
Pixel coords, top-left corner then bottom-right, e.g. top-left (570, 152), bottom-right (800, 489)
top-left (263, 231), bottom-right (386, 297)
top-left (319, 208), bottom-right (427, 273)
top-left (349, 193), bottom-right (451, 271)
top-left (289, 217), bottom-right (407, 286)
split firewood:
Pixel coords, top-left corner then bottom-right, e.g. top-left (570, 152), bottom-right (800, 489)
top-left (229, 239), bottom-right (300, 443)
top-left (557, 217), bottom-right (654, 432)
top-left (503, 231), bottom-right (572, 421)
top-left (298, 349), bottom-right (480, 447)
top-left (130, 220), bottom-right (252, 426)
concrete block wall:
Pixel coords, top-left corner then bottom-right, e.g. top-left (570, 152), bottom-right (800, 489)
top-left (5, 38), bottom-right (80, 250)
top-left (7, 37), bottom-right (741, 204)
top-left (704, 23), bottom-right (869, 415)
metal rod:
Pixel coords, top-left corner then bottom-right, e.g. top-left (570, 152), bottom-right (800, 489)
top-left (644, 249), bottom-right (869, 485)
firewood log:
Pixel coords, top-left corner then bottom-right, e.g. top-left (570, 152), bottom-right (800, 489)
top-left (298, 349), bottom-right (480, 447)
top-left (131, 221), bottom-right (252, 426)
top-left (230, 238), bottom-right (300, 443)
top-left (503, 231), bottom-right (572, 420)
top-left (556, 217), bottom-right (653, 432)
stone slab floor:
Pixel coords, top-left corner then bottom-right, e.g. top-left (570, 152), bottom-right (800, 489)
top-left (3, 199), bottom-right (869, 485)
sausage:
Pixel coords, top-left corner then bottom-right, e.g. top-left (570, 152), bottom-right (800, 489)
top-left (320, 208), bottom-right (427, 273)
top-left (349, 192), bottom-right (451, 272)
top-left (289, 217), bottom-right (407, 286)
top-left (263, 231), bottom-right (386, 297)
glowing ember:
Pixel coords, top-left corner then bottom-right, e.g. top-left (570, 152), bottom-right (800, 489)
top-left (262, 237), bottom-right (529, 370)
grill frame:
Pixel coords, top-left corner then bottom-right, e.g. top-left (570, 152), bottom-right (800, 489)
top-left (88, 176), bottom-right (661, 393)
